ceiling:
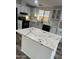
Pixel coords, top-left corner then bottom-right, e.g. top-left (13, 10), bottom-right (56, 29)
top-left (16, 0), bottom-right (62, 10)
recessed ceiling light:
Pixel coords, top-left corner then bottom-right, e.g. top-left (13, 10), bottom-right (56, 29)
top-left (34, 0), bottom-right (38, 4)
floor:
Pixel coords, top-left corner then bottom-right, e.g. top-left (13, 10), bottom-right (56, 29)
top-left (16, 32), bottom-right (62, 59)
top-left (55, 42), bottom-right (62, 59)
top-left (16, 33), bottom-right (30, 59)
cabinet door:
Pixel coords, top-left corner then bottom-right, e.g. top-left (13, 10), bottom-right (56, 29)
top-left (50, 27), bottom-right (57, 34)
top-left (29, 22), bottom-right (35, 27)
top-left (20, 6), bottom-right (25, 12)
top-left (24, 6), bottom-right (27, 13)
top-left (34, 22), bottom-right (42, 29)
top-left (18, 20), bottom-right (22, 29)
top-left (22, 36), bottom-right (52, 59)
top-left (16, 4), bottom-right (21, 14)
top-left (57, 28), bottom-right (62, 36)
top-left (37, 23), bottom-right (42, 29)
top-left (56, 10), bottom-right (61, 19)
top-left (52, 10), bottom-right (56, 19)
top-left (52, 9), bottom-right (61, 20)
top-left (26, 6), bottom-right (30, 15)
top-left (29, 22), bottom-right (42, 29)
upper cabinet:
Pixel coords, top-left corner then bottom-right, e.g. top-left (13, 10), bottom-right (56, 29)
top-left (59, 21), bottom-right (62, 28)
top-left (20, 5), bottom-right (25, 12)
top-left (16, 3), bottom-right (30, 15)
top-left (16, 4), bottom-right (21, 14)
top-left (20, 5), bottom-right (30, 15)
top-left (52, 9), bottom-right (62, 20)
top-left (26, 6), bottom-right (30, 16)
top-left (52, 10), bottom-right (56, 19)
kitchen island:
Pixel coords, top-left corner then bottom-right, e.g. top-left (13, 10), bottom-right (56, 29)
top-left (16, 27), bottom-right (61, 59)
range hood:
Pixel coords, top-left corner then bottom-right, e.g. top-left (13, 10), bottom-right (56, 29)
top-left (20, 12), bottom-right (28, 15)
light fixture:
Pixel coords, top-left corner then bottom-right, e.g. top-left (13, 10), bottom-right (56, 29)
top-left (34, 0), bottom-right (38, 4)
top-left (34, 13), bottom-right (37, 17)
top-left (26, 16), bottom-right (29, 20)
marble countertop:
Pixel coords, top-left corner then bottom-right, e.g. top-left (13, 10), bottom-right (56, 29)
top-left (16, 27), bottom-right (61, 50)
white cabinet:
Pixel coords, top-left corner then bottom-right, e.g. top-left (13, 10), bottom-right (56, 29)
top-left (23, 6), bottom-right (27, 13)
top-left (22, 36), bottom-right (52, 59)
top-left (18, 20), bottom-right (22, 29)
top-left (16, 3), bottom-right (30, 16)
top-left (29, 22), bottom-right (35, 27)
top-left (20, 5), bottom-right (30, 15)
top-left (35, 22), bottom-right (42, 29)
top-left (57, 20), bottom-right (62, 36)
top-left (16, 27), bottom-right (61, 59)
top-left (50, 27), bottom-right (57, 34)
top-left (24, 6), bottom-right (27, 13)
top-left (29, 22), bottom-right (42, 29)
top-left (52, 9), bottom-right (61, 20)
top-left (57, 28), bottom-right (62, 36)
top-left (20, 5), bottom-right (25, 12)
top-left (26, 7), bottom-right (30, 16)
top-left (16, 4), bottom-right (21, 14)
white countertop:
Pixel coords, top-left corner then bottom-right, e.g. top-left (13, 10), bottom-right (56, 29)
top-left (16, 27), bottom-right (61, 50)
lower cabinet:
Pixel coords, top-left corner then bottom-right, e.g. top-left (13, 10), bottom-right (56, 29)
top-left (50, 27), bottom-right (57, 34)
top-left (21, 35), bottom-right (53, 59)
top-left (18, 20), bottom-right (22, 29)
top-left (18, 20), bottom-right (30, 29)
top-left (29, 22), bottom-right (42, 29)
top-left (57, 28), bottom-right (62, 36)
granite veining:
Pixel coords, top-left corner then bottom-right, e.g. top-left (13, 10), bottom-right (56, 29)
top-left (16, 27), bottom-right (61, 50)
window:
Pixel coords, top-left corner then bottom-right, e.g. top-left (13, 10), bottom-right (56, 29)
top-left (37, 10), bottom-right (44, 21)
top-left (43, 11), bottom-right (50, 22)
top-left (37, 10), bottom-right (50, 22)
